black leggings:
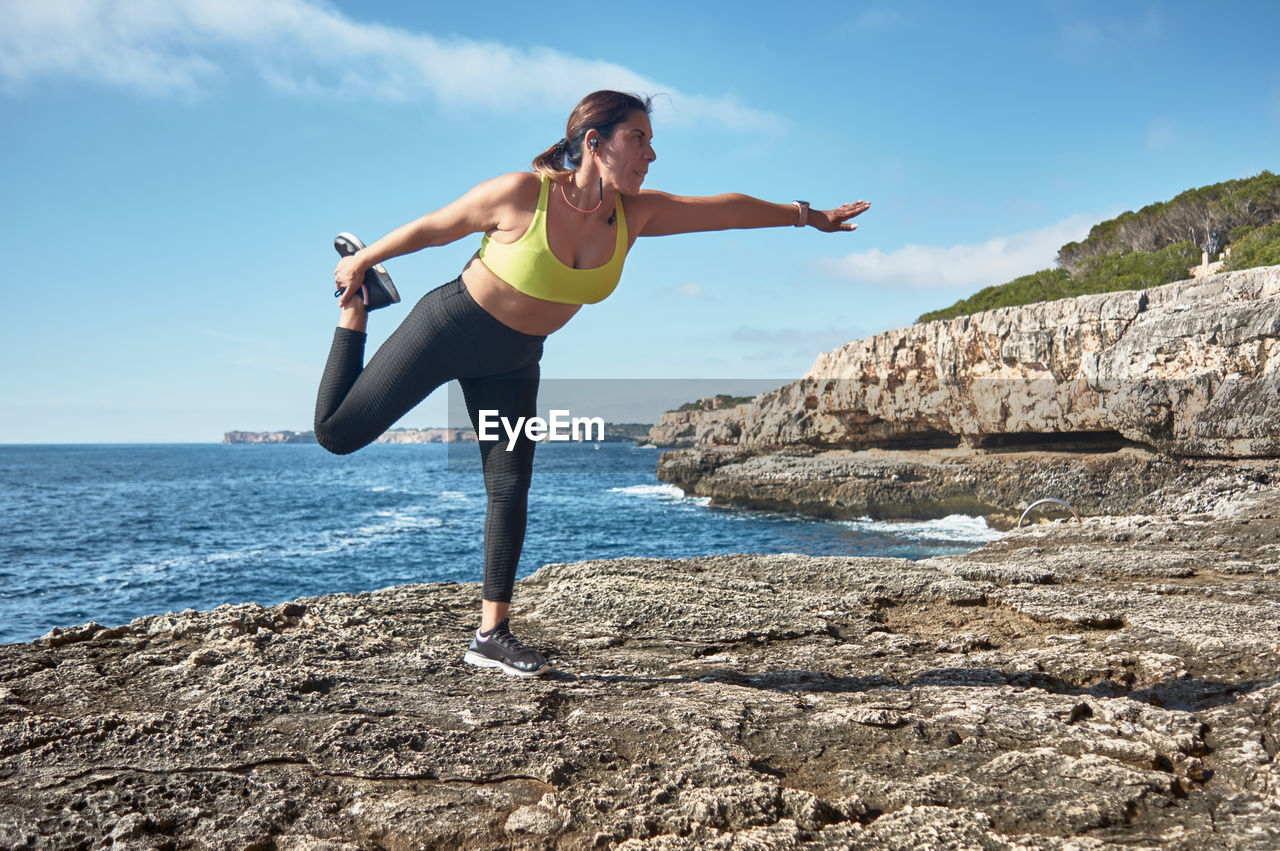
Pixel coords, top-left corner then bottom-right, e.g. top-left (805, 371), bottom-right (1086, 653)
top-left (314, 277), bottom-right (546, 604)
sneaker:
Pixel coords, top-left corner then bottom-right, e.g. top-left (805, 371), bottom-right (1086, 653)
top-left (333, 232), bottom-right (401, 311)
top-left (463, 618), bottom-right (550, 678)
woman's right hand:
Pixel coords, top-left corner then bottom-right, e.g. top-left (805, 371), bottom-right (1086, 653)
top-left (334, 254), bottom-right (368, 308)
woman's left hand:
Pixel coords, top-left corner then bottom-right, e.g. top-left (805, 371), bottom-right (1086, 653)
top-left (812, 200), bottom-right (871, 233)
top-left (334, 254), bottom-right (369, 308)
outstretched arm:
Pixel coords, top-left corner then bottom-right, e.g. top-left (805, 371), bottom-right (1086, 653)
top-left (629, 191), bottom-right (870, 238)
top-left (334, 172), bottom-right (537, 307)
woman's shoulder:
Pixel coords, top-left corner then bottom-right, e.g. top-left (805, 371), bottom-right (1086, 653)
top-left (473, 171), bottom-right (543, 208)
top-left (491, 170), bottom-right (543, 188)
top-left (618, 189), bottom-right (671, 227)
top-left (623, 188), bottom-right (674, 208)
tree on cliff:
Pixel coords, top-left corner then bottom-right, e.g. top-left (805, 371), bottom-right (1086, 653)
top-left (1056, 171), bottom-right (1280, 272)
top-left (919, 171), bottom-right (1280, 323)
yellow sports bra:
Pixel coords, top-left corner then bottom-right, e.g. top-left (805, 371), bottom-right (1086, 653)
top-left (477, 173), bottom-right (628, 305)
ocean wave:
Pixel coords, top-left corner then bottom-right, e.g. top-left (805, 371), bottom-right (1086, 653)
top-left (109, 508), bottom-right (449, 579)
top-left (839, 514), bottom-right (1003, 543)
top-left (607, 483), bottom-right (714, 509)
top-left (367, 510), bottom-right (445, 532)
top-left (608, 483), bottom-right (686, 498)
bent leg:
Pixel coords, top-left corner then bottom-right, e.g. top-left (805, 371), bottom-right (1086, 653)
top-left (314, 280), bottom-right (470, 455)
top-left (460, 360), bottom-right (540, 606)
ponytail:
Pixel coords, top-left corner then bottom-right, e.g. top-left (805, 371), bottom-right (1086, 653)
top-left (531, 91), bottom-right (653, 183)
top-left (532, 138), bottom-right (573, 183)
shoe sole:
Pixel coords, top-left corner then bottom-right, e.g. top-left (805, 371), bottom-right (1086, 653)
top-left (367, 267), bottom-right (401, 305)
top-left (333, 232), bottom-right (401, 306)
top-left (334, 232), bottom-right (365, 256)
top-left (463, 649), bottom-right (550, 678)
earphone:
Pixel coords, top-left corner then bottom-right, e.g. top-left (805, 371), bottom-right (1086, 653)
top-left (589, 137), bottom-right (598, 153)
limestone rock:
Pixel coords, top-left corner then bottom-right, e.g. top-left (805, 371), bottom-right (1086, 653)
top-left (692, 266), bottom-right (1280, 458)
top-left (657, 444), bottom-right (1280, 527)
top-left (5, 480), bottom-right (1280, 847)
top-left (648, 405), bottom-right (750, 448)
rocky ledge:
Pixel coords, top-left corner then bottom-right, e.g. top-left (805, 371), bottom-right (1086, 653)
top-left (651, 265), bottom-right (1280, 528)
top-left (657, 445), bottom-right (1280, 529)
top-left (742, 265), bottom-right (1280, 458)
top-left (5, 476), bottom-right (1280, 848)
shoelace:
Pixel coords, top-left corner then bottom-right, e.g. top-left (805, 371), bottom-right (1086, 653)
top-left (488, 624), bottom-right (531, 654)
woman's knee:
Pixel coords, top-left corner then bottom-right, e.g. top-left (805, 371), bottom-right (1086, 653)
top-left (314, 420), bottom-right (363, 456)
top-left (481, 457), bottom-right (534, 495)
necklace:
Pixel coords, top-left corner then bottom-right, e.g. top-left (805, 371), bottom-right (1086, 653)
top-left (559, 180), bottom-right (604, 215)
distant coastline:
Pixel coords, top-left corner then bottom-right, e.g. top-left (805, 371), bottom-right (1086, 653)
top-left (223, 428), bottom-right (473, 445)
top-left (223, 423), bottom-right (654, 445)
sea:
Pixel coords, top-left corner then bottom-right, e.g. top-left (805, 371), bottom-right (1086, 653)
top-left (0, 442), bottom-right (1002, 645)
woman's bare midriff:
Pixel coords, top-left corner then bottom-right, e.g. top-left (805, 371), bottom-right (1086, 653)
top-left (460, 255), bottom-right (583, 336)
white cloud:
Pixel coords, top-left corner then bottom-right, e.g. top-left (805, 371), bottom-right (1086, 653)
top-left (0, 0), bottom-right (779, 129)
top-left (662, 281), bottom-right (708, 300)
top-left (815, 214), bottom-right (1097, 290)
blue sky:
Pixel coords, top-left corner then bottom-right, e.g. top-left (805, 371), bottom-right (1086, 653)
top-left (2, 0), bottom-right (1277, 442)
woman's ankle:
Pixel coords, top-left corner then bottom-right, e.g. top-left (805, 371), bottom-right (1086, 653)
top-left (480, 599), bottom-right (510, 633)
top-left (338, 300), bottom-right (367, 332)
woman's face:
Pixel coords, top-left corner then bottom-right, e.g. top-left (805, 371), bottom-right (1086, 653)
top-left (597, 110), bottom-right (656, 195)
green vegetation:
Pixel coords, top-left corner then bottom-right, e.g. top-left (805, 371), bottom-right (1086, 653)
top-left (918, 171), bottom-right (1280, 323)
top-left (919, 269), bottom-right (1070, 323)
top-left (1072, 241), bottom-right (1201, 290)
top-left (603, 422), bottom-right (655, 441)
top-left (1223, 222), bottom-right (1280, 271)
top-left (671, 394), bottom-right (755, 413)
top-left (1057, 171), bottom-right (1280, 272)
top-left (920, 242), bottom-right (1201, 323)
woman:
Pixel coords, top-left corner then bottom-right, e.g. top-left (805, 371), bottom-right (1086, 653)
top-left (315, 90), bottom-right (870, 677)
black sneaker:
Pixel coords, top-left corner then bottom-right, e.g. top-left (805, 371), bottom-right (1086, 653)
top-left (333, 232), bottom-right (401, 310)
top-left (463, 618), bottom-right (550, 678)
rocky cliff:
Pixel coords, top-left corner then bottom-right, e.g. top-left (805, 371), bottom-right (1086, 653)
top-left (652, 265), bottom-right (1280, 458)
top-left (645, 406), bottom-right (746, 449)
top-left (224, 428), bottom-right (478, 445)
top-left (655, 445), bottom-right (1277, 527)
top-left (223, 430), bottom-right (318, 444)
top-left (5, 474), bottom-right (1280, 848)
top-left (373, 427), bottom-right (477, 444)
top-left (655, 266), bottom-right (1280, 522)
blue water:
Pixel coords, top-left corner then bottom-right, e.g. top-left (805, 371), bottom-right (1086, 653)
top-left (0, 443), bottom-right (1001, 645)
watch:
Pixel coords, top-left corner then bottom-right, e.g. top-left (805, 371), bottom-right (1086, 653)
top-left (792, 200), bottom-right (810, 227)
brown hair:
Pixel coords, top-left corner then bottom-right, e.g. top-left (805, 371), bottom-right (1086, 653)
top-left (532, 90), bottom-right (653, 183)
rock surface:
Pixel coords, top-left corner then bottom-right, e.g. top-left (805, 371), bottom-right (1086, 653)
top-left (650, 265), bottom-right (1280, 458)
top-left (651, 266), bottom-right (1280, 526)
top-left (5, 478), bottom-right (1280, 848)
top-left (647, 400), bottom-right (752, 449)
top-left (223, 430), bottom-right (319, 445)
top-left (656, 445), bottom-right (1280, 528)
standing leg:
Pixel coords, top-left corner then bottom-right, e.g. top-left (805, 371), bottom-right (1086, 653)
top-left (460, 359), bottom-right (540, 615)
top-left (459, 360), bottom-right (549, 677)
